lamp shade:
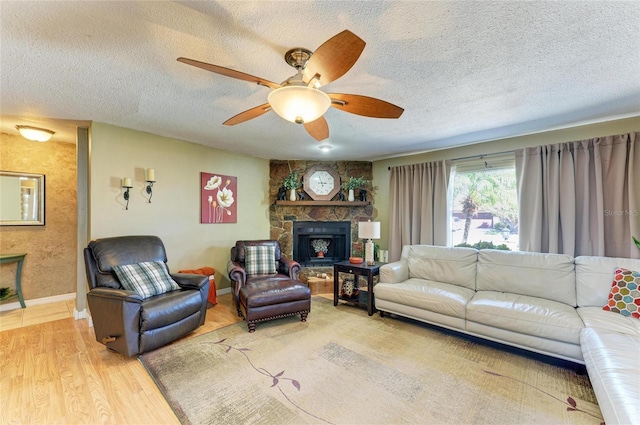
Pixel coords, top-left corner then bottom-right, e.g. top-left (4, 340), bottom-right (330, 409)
top-left (268, 86), bottom-right (331, 124)
top-left (16, 125), bottom-right (55, 142)
top-left (358, 221), bottom-right (380, 240)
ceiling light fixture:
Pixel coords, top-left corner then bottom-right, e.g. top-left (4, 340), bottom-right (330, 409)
top-left (16, 125), bottom-right (55, 142)
top-left (267, 85), bottom-right (331, 124)
top-left (319, 144), bottom-right (332, 152)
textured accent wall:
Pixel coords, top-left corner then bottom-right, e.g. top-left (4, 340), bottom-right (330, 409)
top-left (0, 132), bottom-right (77, 301)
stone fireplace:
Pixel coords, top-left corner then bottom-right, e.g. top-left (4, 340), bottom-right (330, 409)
top-left (293, 221), bottom-right (351, 266)
top-left (269, 160), bottom-right (376, 281)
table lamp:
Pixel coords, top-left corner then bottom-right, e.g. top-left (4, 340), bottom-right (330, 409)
top-left (358, 220), bottom-right (380, 265)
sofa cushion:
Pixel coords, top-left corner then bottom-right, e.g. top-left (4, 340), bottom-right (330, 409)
top-left (575, 256), bottom-right (640, 307)
top-left (467, 291), bottom-right (584, 344)
top-left (404, 245), bottom-right (478, 290)
top-left (244, 245), bottom-right (277, 275)
top-left (113, 261), bottom-right (180, 298)
top-left (476, 250), bottom-right (576, 306)
top-left (580, 328), bottom-right (640, 425)
top-left (374, 278), bottom-right (475, 319)
top-left (578, 307), bottom-right (640, 336)
top-left (602, 267), bottom-right (640, 318)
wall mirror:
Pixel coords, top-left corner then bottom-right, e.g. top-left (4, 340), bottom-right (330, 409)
top-left (0, 171), bottom-right (45, 226)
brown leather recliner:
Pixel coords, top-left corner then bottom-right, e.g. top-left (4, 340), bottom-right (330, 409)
top-left (227, 240), bottom-right (302, 314)
top-left (84, 235), bottom-right (209, 357)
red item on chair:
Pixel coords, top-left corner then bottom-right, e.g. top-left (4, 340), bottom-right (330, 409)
top-left (178, 267), bottom-right (217, 306)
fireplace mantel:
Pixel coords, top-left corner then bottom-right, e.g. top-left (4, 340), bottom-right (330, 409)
top-left (275, 201), bottom-right (369, 206)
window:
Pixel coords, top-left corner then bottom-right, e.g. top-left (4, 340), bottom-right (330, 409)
top-left (449, 154), bottom-right (518, 251)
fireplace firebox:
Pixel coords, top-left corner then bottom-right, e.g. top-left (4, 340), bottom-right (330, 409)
top-left (293, 221), bottom-right (351, 266)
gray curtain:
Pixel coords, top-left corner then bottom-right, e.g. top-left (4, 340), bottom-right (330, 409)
top-left (516, 132), bottom-right (639, 258)
top-left (389, 161), bottom-right (451, 261)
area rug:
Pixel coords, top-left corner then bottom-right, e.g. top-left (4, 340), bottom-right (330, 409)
top-left (139, 297), bottom-right (602, 425)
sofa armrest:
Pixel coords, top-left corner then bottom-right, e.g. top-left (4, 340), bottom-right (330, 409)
top-left (88, 287), bottom-right (143, 303)
top-left (171, 273), bottom-right (208, 289)
top-left (227, 260), bottom-right (246, 284)
top-left (87, 287), bottom-right (144, 357)
top-left (227, 260), bottom-right (247, 301)
top-left (279, 257), bottom-right (301, 280)
top-left (380, 261), bottom-right (409, 283)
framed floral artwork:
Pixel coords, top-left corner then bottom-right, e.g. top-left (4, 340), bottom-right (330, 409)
top-left (201, 172), bottom-right (237, 223)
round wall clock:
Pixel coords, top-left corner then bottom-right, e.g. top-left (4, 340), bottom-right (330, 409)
top-left (303, 165), bottom-right (341, 201)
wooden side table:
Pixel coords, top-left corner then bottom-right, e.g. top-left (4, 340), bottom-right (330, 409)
top-left (333, 260), bottom-right (382, 316)
top-left (0, 253), bottom-right (27, 308)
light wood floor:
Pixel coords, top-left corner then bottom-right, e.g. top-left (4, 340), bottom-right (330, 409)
top-left (0, 299), bottom-right (77, 331)
top-left (0, 293), bottom-right (243, 424)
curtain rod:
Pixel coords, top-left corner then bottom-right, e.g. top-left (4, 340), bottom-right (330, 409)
top-left (387, 149), bottom-right (514, 170)
top-left (452, 149), bottom-right (514, 162)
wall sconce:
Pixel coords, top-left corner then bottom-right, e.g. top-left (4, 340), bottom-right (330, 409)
top-left (145, 168), bottom-right (155, 203)
top-left (122, 177), bottom-right (133, 210)
top-left (358, 220), bottom-right (380, 265)
top-left (16, 125), bottom-right (55, 142)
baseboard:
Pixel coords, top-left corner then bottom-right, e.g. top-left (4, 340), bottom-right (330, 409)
top-left (74, 308), bottom-right (88, 320)
top-left (217, 287), bottom-right (231, 295)
top-left (0, 292), bottom-right (76, 312)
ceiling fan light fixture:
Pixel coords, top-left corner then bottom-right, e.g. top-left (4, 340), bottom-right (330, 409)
top-left (16, 125), bottom-right (55, 142)
top-left (268, 86), bottom-right (331, 124)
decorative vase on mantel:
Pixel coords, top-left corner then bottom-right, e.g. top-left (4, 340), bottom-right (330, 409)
top-left (341, 177), bottom-right (368, 202)
top-left (289, 189), bottom-right (296, 201)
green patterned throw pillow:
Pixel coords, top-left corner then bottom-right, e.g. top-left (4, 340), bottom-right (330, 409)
top-left (113, 261), bottom-right (180, 298)
top-left (245, 245), bottom-right (277, 275)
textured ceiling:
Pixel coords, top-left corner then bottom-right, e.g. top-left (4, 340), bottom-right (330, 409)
top-left (1, 1), bottom-right (639, 160)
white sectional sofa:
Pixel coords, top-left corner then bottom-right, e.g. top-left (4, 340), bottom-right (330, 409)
top-left (374, 245), bottom-right (640, 425)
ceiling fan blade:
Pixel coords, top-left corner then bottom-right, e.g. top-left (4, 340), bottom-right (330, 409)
top-left (328, 93), bottom-right (404, 118)
top-left (223, 103), bottom-right (272, 126)
top-left (177, 57), bottom-right (281, 89)
top-left (303, 116), bottom-right (329, 141)
top-left (303, 30), bottom-right (365, 86)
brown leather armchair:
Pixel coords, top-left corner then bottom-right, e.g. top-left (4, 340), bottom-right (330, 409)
top-left (227, 240), bottom-right (302, 316)
top-left (84, 235), bottom-right (209, 357)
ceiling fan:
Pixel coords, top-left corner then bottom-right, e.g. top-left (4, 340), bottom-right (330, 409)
top-left (177, 30), bottom-right (404, 141)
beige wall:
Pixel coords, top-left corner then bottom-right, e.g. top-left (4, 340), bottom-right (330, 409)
top-left (89, 123), bottom-right (270, 290)
top-left (0, 132), bottom-right (77, 301)
top-left (372, 117), bottom-right (640, 250)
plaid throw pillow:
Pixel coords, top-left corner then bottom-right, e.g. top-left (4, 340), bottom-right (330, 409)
top-left (113, 261), bottom-right (180, 298)
top-left (245, 245), bottom-right (277, 275)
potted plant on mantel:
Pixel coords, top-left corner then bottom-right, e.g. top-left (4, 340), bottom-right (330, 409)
top-left (283, 172), bottom-right (300, 201)
top-left (341, 176), bottom-right (369, 202)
